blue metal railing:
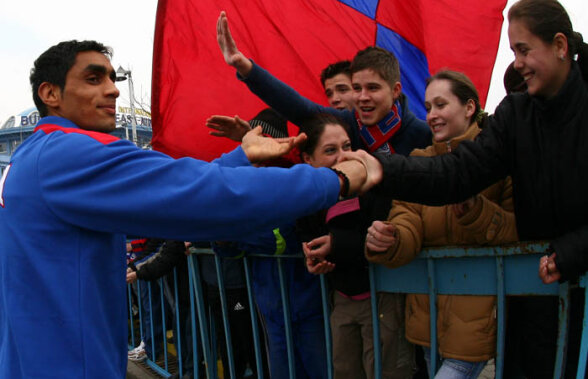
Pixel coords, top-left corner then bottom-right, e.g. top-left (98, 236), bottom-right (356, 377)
top-left (127, 242), bottom-right (588, 378)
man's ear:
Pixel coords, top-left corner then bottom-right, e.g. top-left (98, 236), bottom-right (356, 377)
top-left (37, 82), bottom-right (61, 110)
top-left (392, 81), bottom-right (402, 101)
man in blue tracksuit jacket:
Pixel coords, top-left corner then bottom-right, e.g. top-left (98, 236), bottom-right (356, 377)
top-left (0, 40), bottom-right (379, 378)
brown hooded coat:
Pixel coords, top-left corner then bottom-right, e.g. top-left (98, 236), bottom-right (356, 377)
top-left (367, 121), bottom-right (518, 361)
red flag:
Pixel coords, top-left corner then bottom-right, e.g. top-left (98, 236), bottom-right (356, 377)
top-left (152, 0), bottom-right (506, 161)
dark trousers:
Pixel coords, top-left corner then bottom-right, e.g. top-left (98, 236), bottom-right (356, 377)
top-left (504, 288), bottom-right (586, 379)
top-left (206, 285), bottom-right (265, 378)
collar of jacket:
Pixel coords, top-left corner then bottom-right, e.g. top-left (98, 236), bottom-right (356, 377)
top-left (532, 62), bottom-right (587, 125)
top-left (431, 121), bottom-right (481, 155)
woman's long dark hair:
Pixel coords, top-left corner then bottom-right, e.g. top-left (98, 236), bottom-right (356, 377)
top-left (299, 113), bottom-right (351, 157)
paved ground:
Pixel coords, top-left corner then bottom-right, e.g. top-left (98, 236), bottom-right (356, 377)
top-left (126, 360), bottom-right (161, 379)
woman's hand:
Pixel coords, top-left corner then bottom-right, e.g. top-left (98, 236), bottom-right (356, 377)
top-left (366, 220), bottom-right (398, 253)
top-left (539, 252), bottom-right (561, 284)
top-left (303, 235), bottom-right (335, 275)
top-left (452, 196), bottom-right (478, 218)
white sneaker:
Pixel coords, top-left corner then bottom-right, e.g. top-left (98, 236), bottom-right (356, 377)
top-left (128, 341), bottom-right (145, 356)
top-left (128, 348), bottom-right (147, 362)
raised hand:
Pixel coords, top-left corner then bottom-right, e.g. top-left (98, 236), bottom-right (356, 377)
top-left (206, 115), bottom-right (252, 142)
top-left (241, 126), bottom-right (307, 163)
top-left (217, 11), bottom-right (253, 76)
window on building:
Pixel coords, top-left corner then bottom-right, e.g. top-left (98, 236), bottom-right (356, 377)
top-left (1, 116), bottom-right (15, 129)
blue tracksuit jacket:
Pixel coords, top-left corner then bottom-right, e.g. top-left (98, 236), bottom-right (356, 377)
top-left (0, 116), bottom-right (339, 378)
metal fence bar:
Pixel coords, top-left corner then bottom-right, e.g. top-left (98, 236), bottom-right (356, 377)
top-left (172, 268), bottom-right (183, 376)
top-left (554, 281), bottom-right (571, 378)
top-left (188, 254), bottom-right (216, 378)
top-left (187, 256), bottom-right (201, 379)
top-left (136, 282), bottom-right (144, 343)
top-left (243, 256), bottom-right (265, 379)
top-left (319, 274), bottom-right (333, 379)
top-left (214, 254), bottom-right (237, 379)
top-left (495, 256), bottom-right (506, 379)
top-left (159, 278), bottom-right (169, 371)
top-left (577, 274), bottom-right (588, 379)
top-left (148, 282), bottom-right (156, 363)
top-left (277, 257), bottom-right (297, 379)
top-left (427, 257), bottom-right (439, 377)
top-left (128, 284), bottom-right (137, 348)
top-left (369, 263), bottom-right (382, 379)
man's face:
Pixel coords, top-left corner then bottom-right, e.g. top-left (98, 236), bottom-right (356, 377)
top-left (49, 51), bottom-right (119, 132)
top-left (324, 73), bottom-right (354, 111)
top-left (351, 69), bottom-right (398, 126)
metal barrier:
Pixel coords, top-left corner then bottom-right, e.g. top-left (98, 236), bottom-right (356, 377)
top-left (127, 243), bottom-right (588, 378)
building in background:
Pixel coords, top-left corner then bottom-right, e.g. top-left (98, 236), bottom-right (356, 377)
top-left (0, 106), bottom-right (152, 173)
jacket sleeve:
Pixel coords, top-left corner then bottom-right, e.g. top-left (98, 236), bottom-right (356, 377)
top-left (38, 134), bottom-right (339, 242)
top-left (365, 199), bottom-right (424, 268)
top-left (240, 61), bottom-right (353, 130)
top-left (136, 240), bottom-right (186, 281)
top-left (375, 102), bottom-right (513, 205)
top-left (552, 225), bottom-right (588, 281)
top-left (143, 238), bottom-right (166, 254)
top-left (457, 176), bottom-right (519, 245)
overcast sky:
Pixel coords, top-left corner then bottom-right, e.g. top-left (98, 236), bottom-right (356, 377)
top-left (0, 0), bottom-right (586, 124)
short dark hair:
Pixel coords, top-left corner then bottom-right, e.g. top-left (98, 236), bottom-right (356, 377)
top-left (426, 70), bottom-right (481, 125)
top-left (350, 47), bottom-right (400, 88)
top-left (30, 40), bottom-right (112, 117)
top-left (503, 61), bottom-right (527, 94)
top-left (320, 61), bottom-right (351, 87)
top-left (299, 113), bottom-right (351, 157)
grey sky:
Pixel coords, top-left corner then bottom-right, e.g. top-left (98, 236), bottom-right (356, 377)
top-left (0, 0), bottom-right (585, 123)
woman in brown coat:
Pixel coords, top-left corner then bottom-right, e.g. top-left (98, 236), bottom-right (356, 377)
top-left (365, 70), bottom-right (518, 378)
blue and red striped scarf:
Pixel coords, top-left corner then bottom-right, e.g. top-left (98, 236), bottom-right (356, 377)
top-left (355, 99), bottom-right (402, 156)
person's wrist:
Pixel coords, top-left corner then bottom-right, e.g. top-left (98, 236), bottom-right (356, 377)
top-left (330, 168), bottom-right (350, 199)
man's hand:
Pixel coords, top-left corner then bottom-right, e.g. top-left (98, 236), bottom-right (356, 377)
top-left (336, 150), bottom-right (383, 194)
top-left (241, 126), bottom-right (306, 163)
top-left (206, 115), bottom-right (252, 142)
top-left (366, 221), bottom-right (398, 253)
top-left (303, 235), bottom-right (335, 275)
top-left (126, 268), bottom-right (138, 284)
top-left (217, 11), bottom-right (253, 76)
top-left (539, 253), bottom-right (561, 284)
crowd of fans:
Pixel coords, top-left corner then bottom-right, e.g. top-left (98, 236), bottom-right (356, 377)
top-left (0, 0), bottom-right (586, 378)
top-left (127, 1), bottom-right (588, 378)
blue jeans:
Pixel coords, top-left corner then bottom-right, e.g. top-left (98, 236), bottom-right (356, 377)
top-left (263, 313), bottom-right (328, 379)
top-left (423, 347), bottom-right (486, 379)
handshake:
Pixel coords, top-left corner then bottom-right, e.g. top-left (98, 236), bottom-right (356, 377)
top-left (207, 115), bottom-right (383, 196)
